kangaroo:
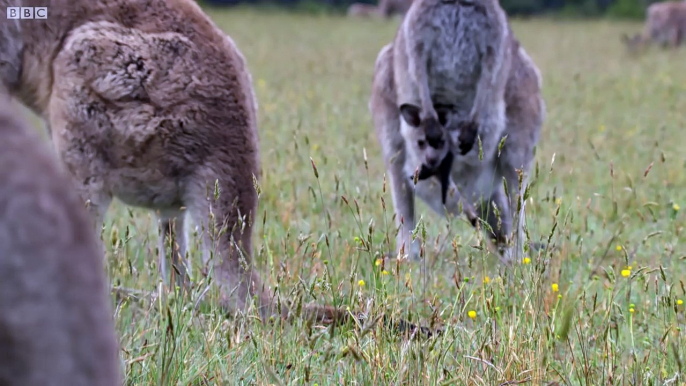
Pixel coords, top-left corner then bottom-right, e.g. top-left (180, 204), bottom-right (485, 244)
top-left (370, 44), bottom-right (479, 261)
top-left (347, 3), bottom-right (382, 17)
top-left (1, 0), bottom-right (287, 320)
top-left (0, 96), bottom-right (121, 386)
top-left (370, 0), bottom-right (545, 263)
top-left (347, 0), bottom-right (411, 19)
top-left (378, 0), bottom-right (414, 18)
top-left (0, 0), bottom-right (438, 334)
top-left (621, 1), bottom-right (686, 53)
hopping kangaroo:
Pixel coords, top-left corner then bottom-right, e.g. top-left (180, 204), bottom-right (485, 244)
top-left (370, 0), bottom-right (545, 263)
top-left (0, 0), bottom-right (436, 332)
top-left (621, 1), bottom-right (686, 52)
top-left (0, 97), bottom-right (121, 386)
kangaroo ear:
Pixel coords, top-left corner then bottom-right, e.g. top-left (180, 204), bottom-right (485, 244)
top-left (400, 104), bottom-right (421, 127)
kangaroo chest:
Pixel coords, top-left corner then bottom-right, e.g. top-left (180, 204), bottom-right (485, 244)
top-left (425, 5), bottom-right (490, 111)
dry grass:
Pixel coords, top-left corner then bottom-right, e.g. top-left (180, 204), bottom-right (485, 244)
top-left (43, 8), bottom-right (686, 385)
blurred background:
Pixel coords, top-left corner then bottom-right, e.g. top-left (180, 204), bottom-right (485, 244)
top-left (201, 0), bottom-right (660, 20)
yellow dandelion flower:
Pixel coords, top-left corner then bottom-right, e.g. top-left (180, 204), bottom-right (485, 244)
top-left (483, 276), bottom-right (490, 284)
top-left (629, 308), bottom-right (635, 313)
top-left (616, 245), bottom-right (622, 251)
top-left (621, 269), bottom-right (631, 278)
top-left (673, 203), bottom-right (680, 211)
top-left (468, 310), bottom-right (476, 319)
top-left (552, 283), bottom-right (559, 292)
top-left (382, 270), bottom-right (389, 275)
top-left (522, 257), bottom-right (531, 265)
top-left (677, 299), bottom-right (683, 306)
top-left (375, 258), bottom-right (383, 266)
top-left (358, 279), bottom-right (365, 287)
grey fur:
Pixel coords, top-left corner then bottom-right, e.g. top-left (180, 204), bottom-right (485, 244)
top-left (0, 96), bottom-right (121, 386)
top-left (370, 0), bottom-right (545, 262)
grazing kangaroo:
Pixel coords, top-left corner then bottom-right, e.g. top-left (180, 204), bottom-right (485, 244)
top-left (0, 97), bottom-right (121, 386)
top-left (621, 1), bottom-right (686, 52)
top-left (370, 0), bottom-right (545, 263)
top-left (347, 0), bottom-right (412, 19)
top-left (378, 0), bottom-right (413, 18)
top-left (0, 0), bottom-right (437, 334)
top-left (347, 3), bottom-right (382, 17)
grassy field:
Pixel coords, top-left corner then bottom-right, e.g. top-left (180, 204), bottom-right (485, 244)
top-left (80, 8), bottom-right (686, 385)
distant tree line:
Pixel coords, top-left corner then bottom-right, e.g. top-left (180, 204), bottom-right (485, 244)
top-left (201, 0), bottom-right (662, 18)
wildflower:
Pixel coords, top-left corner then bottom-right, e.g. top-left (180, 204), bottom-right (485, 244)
top-left (358, 279), bottom-right (365, 287)
top-left (558, 294), bottom-right (562, 299)
top-left (621, 269), bottom-right (631, 278)
top-left (552, 283), bottom-right (559, 292)
top-left (629, 308), bottom-right (635, 313)
top-left (522, 257), bottom-right (531, 265)
top-left (678, 299), bottom-right (683, 306)
top-left (555, 198), bottom-right (562, 205)
top-left (483, 276), bottom-right (490, 284)
top-left (382, 270), bottom-right (389, 275)
top-left (616, 245), bottom-right (622, 251)
top-left (375, 258), bottom-right (382, 267)
top-left (468, 310), bottom-right (476, 319)
top-left (673, 203), bottom-right (680, 211)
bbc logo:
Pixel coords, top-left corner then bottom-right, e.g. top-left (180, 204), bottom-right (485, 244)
top-left (6, 7), bottom-right (48, 19)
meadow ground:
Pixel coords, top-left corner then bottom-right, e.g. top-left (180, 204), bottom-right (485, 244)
top-left (41, 8), bottom-right (686, 385)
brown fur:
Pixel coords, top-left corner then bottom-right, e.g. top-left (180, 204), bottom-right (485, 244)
top-left (1, 0), bottom-right (280, 319)
top-left (347, 3), bottom-right (382, 17)
top-left (622, 1), bottom-right (686, 52)
top-left (0, 96), bottom-right (121, 386)
top-left (370, 0), bottom-right (545, 263)
top-left (347, 0), bottom-right (412, 19)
